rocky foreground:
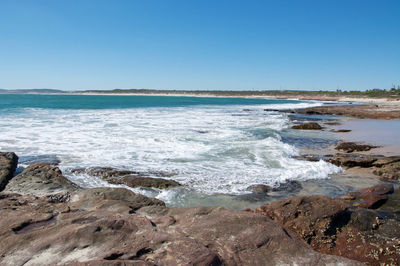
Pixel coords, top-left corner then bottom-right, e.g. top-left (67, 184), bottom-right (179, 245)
top-left (1, 152), bottom-right (399, 265)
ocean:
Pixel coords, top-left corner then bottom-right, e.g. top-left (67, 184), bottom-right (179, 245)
top-left (0, 94), bottom-right (342, 208)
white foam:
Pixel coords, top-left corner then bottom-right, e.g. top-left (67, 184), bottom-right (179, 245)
top-left (0, 102), bottom-right (340, 203)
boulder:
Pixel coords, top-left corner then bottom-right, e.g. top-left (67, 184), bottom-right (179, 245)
top-left (3, 163), bottom-right (80, 197)
top-left (254, 189), bottom-right (400, 265)
top-left (72, 167), bottom-right (181, 189)
top-left (108, 176), bottom-right (181, 189)
top-left (0, 152), bottom-right (18, 192)
top-left (337, 184), bottom-right (394, 209)
top-left (373, 161), bottom-right (400, 181)
top-left (0, 191), bottom-right (360, 266)
top-left (291, 122), bottom-right (323, 130)
top-left (329, 153), bottom-right (378, 168)
top-left (335, 141), bottom-right (377, 153)
top-left (247, 184), bottom-right (270, 194)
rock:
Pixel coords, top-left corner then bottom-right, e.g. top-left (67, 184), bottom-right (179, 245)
top-left (72, 167), bottom-right (181, 188)
top-left (291, 122), bottom-right (323, 130)
top-left (247, 184), bottom-right (270, 194)
top-left (107, 176), bottom-right (181, 189)
top-left (271, 180), bottom-right (302, 193)
top-left (372, 156), bottom-right (400, 167)
top-left (335, 141), bottom-right (377, 153)
top-left (254, 195), bottom-right (348, 249)
top-left (330, 129), bottom-right (352, 133)
top-left (337, 184), bottom-right (394, 209)
top-left (0, 191), bottom-right (359, 265)
top-left (0, 152), bottom-right (18, 192)
top-left (3, 163), bottom-right (80, 197)
top-left (373, 161), bottom-right (400, 181)
top-left (329, 153), bottom-right (378, 168)
top-left (288, 104), bottom-right (400, 120)
top-left (254, 191), bottom-right (400, 265)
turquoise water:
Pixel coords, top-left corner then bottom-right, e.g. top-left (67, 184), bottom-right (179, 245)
top-left (0, 94), bottom-right (301, 109)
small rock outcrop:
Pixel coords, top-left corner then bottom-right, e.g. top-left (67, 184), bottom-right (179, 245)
top-left (0, 152), bottom-right (18, 192)
top-left (72, 167), bottom-right (181, 189)
top-left (254, 186), bottom-right (400, 265)
top-left (3, 163), bottom-right (80, 196)
top-left (335, 141), bottom-right (377, 153)
top-left (291, 122), bottom-right (323, 130)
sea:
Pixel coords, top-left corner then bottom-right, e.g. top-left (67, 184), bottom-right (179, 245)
top-left (0, 94), bottom-right (349, 209)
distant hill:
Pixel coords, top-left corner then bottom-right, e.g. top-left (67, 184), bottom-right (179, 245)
top-left (0, 89), bottom-right (65, 94)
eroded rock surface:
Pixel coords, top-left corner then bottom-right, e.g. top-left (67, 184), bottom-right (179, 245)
top-left (3, 163), bottom-right (80, 197)
top-left (254, 188), bottom-right (400, 265)
top-left (0, 189), bottom-right (359, 265)
top-left (0, 152), bottom-right (18, 192)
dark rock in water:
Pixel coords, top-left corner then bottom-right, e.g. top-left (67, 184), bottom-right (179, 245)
top-left (254, 188), bottom-right (400, 265)
top-left (0, 189), bottom-right (357, 265)
top-left (108, 176), bottom-right (181, 189)
top-left (71, 167), bottom-right (137, 178)
top-left (247, 184), bottom-right (271, 194)
top-left (372, 156), bottom-right (400, 167)
top-left (335, 141), bottom-right (378, 153)
top-left (72, 167), bottom-right (181, 189)
top-left (271, 180), bottom-right (302, 193)
top-left (329, 153), bottom-right (378, 168)
top-left (291, 122), bottom-right (323, 130)
top-left (3, 163), bottom-right (80, 197)
top-left (0, 152), bottom-right (18, 192)
top-left (330, 129), bottom-right (352, 133)
top-left (294, 154), bottom-right (333, 162)
top-left (337, 184), bottom-right (394, 209)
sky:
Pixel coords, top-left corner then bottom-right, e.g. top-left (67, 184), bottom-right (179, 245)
top-left (0, 0), bottom-right (399, 91)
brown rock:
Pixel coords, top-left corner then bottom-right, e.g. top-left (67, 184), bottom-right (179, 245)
top-left (329, 153), bottom-right (377, 168)
top-left (335, 141), bottom-right (377, 153)
top-left (0, 152), bottom-right (18, 192)
top-left (338, 184), bottom-right (394, 209)
top-left (0, 191), bottom-right (359, 265)
top-left (254, 188), bottom-right (400, 265)
top-left (291, 122), bottom-right (323, 130)
top-left (3, 163), bottom-right (80, 197)
top-left (255, 195), bottom-right (348, 249)
top-left (373, 161), bottom-right (400, 181)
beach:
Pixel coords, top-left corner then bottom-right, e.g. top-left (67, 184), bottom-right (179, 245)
top-left (0, 93), bottom-right (399, 264)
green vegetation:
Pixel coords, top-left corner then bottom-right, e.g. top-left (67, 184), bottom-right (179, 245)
top-left (84, 86), bottom-right (400, 99)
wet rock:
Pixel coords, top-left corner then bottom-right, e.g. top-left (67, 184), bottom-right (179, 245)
top-left (3, 163), bottom-right (80, 197)
top-left (329, 153), bottom-right (378, 168)
top-left (291, 122), bottom-right (323, 130)
top-left (271, 180), bottom-right (302, 193)
top-left (373, 161), bottom-right (400, 181)
top-left (247, 184), bottom-right (270, 194)
top-left (0, 191), bottom-right (359, 265)
top-left (335, 141), bottom-right (378, 153)
top-left (330, 129), bottom-right (351, 133)
top-left (0, 152), bottom-right (18, 192)
top-left (107, 176), bottom-right (181, 189)
top-left (372, 156), bottom-right (400, 167)
top-left (337, 184), bottom-right (394, 209)
top-left (72, 167), bottom-right (180, 188)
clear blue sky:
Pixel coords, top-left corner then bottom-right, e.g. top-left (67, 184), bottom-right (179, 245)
top-left (0, 0), bottom-right (399, 91)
